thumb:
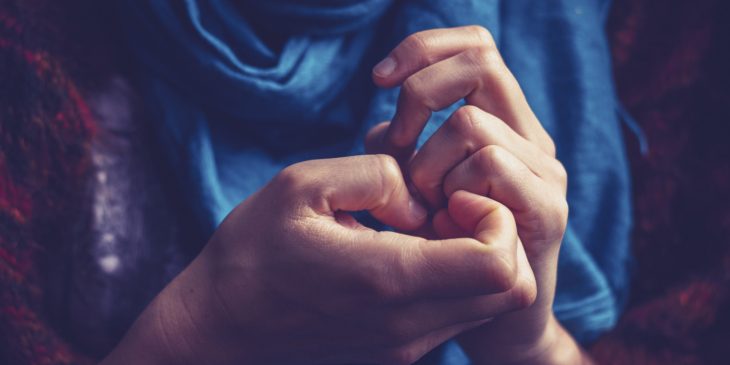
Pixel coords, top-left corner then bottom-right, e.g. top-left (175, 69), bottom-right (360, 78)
top-left (447, 190), bottom-right (519, 258)
top-left (290, 155), bottom-right (427, 231)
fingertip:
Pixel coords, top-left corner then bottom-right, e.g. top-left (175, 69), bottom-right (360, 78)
top-left (447, 190), bottom-right (482, 211)
top-left (447, 190), bottom-right (496, 233)
top-left (448, 192), bottom-right (518, 250)
top-left (364, 121), bottom-right (390, 154)
top-left (384, 118), bottom-right (411, 149)
top-left (372, 55), bottom-right (398, 84)
top-left (371, 72), bottom-right (396, 88)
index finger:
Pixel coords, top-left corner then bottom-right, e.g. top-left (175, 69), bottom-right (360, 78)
top-left (372, 26), bottom-right (494, 88)
top-left (283, 154), bottom-right (427, 231)
top-left (372, 27), bottom-right (555, 157)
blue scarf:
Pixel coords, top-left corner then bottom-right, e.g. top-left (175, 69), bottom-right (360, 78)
top-left (118, 0), bottom-right (632, 359)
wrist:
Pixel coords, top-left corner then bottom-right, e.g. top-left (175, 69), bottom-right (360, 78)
top-left (494, 315), bottom-right (591, 365)
top-left (465, 314), bottom-right (591, 365)
top-left (100, 295), bottom-right (180, 365)
top-left (101, 253), bottom-right (222, 365)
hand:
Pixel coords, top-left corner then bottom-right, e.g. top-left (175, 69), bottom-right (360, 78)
top-left (101, 155), bottom-right (536, 365)
top-left (367, 26), bottom-right (580, 364)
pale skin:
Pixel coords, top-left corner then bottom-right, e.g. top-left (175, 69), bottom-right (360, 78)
top-left (101, 26), bottom-right (594, 365)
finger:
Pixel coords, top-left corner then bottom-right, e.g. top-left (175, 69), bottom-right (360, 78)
top-left (432, 208), bottom-right (468, 239)
top-left (448, 172), bottom-right (561, 331)
top-left (364, 236), bottom-right (535, 363)
top-left (443, 146), bottom-right (568, 247)
top-left (359, 230), bottom-right (519, 301)
top-left (353, 190), bottom-right (521, 301)
top-left (408, 106), bottom-right (551, 206)
top-left (364, 121), bottom-right (414, 165)
top-left (372, 25), bottom-right (495, 88)
top-left (446, 190), bottom-right (519, 248)
top-left (388, 262), bottom-right (534, 340)
top-left (383, 42), bottom-right (554, 156)
top-left (288, 155), bottom-right (427, 231)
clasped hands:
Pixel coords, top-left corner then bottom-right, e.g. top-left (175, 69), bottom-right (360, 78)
top-left (104, 26), bottom-right (574, 365)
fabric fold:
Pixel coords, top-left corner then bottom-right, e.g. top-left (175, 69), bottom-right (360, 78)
top-left (117, 0), bottom-right (632, 351)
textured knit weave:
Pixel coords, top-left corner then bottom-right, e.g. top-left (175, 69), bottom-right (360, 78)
top-left (591, 0), bottom-right (730, 363)
top-left (0, 2), bottom-right (94, 364)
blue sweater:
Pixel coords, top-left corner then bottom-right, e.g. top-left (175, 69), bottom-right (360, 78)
top-left (117, 0), bottom-right (632, 360)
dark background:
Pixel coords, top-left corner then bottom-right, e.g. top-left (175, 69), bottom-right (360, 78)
top-left (592, 1), bottom-right (730, 363)
top-left (1, 0), bottom-right (729, 364)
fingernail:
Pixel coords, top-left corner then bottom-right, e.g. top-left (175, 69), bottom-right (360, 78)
top-left (373, 56), bottom-right (397, 78)
top-left (409, 196), bottom-right (428, 222)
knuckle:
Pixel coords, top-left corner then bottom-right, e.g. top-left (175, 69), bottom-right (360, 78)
top-left (470, 42), bottom-right (500, 65)
top-left (408, 162), bottom-right (428, 190)
top-left (474, 145), bottom-right (508, 175)
top-left (491, 199), bottom-right (517, 227)
top-left (374, 154), bottom-right (402, 182)
top-left (402, 32), bottom-right (432, 63)
top-left (401, 76), bottom-right (438, 110)
top-left (543, 137), bottom-right (558, 157)
top-left (510, 275), bottom-right (538, 310)
top-left (449, 105), bottom-right (485, 139)
top-left (468, 25), bottom-right (496, 48)
top-left (272, 162), bottom-right (311, 193)
top-left (400, 76), bottom-right (419, 97)
top-left (490, 247), bottom-right (518, 292)
top-left (372, 154), bottom-right (403, 206)
top-left (482, 205), bottom-right (519, 292)
top-left (271, 161), bottom-right (330, 213)
top-left (409, 159), bottom-right (446, 196)
top-left (551, 159), bottom-right (569, 187)
top-left (501, 197), bottom-right (518, 219)
top-left (466, 45), bottom-right (503, 80)
top-left (558, 197), bottom-right (570, 224)
top-left (536, 194), bottom-right (569, 244)
top-left (549, 197), bottom-right (570, 236)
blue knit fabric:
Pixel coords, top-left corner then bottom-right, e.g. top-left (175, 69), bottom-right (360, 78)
top-left (117, 0), bottom-right (632, 356)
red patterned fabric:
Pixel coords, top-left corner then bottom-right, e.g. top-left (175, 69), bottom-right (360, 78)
top-left (591, 0), bottom-right (730, 364)
top-left (0, 2), bottom-right (94, 364)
